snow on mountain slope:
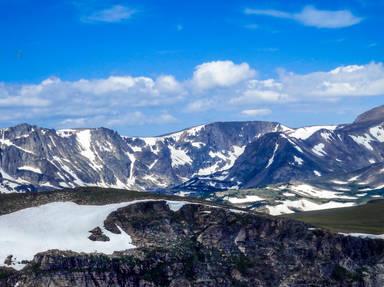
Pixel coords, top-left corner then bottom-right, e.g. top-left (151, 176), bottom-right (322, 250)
top-left (287, 125), bottom-right (337, 140)
top-left (266, 199), bottom-right (355, 216)
top-left (17, 166), bottom-right (43, 174)
top-left (0, 121), bottom-right (283, 192)
top-left (122, 121), bottom-right (284, 188)
top-left (76, 129), bottom-right (103, 171)
top-left (172, 106), bottom-right (384, 212)
top-left (0, 201), bottom-right (135, 269)
top-left (169, 145), bottom-right (193, 167)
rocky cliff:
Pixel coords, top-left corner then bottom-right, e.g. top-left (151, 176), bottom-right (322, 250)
top-left (1, 200), bottom-right (384, 286)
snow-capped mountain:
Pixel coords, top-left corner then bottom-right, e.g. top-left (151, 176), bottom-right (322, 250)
top-left (176, 105), bottom-right (384, 192)
top-left (0, 105), bottom-right (383, 211)
top-left (0, 121), bottom-right (283, 193)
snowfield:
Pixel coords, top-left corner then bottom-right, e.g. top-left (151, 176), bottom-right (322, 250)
top-left (0, 201), bottom-right (138, 270)
top-left (267, 199), bottom-right (355, 216)
top-left (0, 200), bottom-right (202, 270)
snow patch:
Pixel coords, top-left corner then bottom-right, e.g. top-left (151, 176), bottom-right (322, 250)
top-left (313, 170), bottom-right (321, 176)
top-left (332, 180), bottom-right (348, 185)
top-left (227, 195), bottom-right (264, 204)
top-left (293, 156), bottom-right (304, 166)
top-left (288, 126), bottom-right (336, 140)
top-left (166, 201), bottom-right (187, 211)
top-left (369, 125), bottom-right (384, 142)
top-left (289, 184), bottom-right (355, 199)
top-left (17, 166), bottom-right (42, 174)
top-left (266, 143), bottom-right (279, 168)
top-left (191, 141), bottom-right (205, 148)
top-left (0, 201), bottom-right (138, 270)
top-left (169, 146), bottom-right (192, 167)
top-left (197, 145), bottom-right (245, 176)
top-left (350, 134), bottom-right (374, 151)
top-left (267, 199), bottom-right (354, 216)
top-left (312, 143), bottom-right (327, 157)
top-left (76, 130), bottom-right (103, 171)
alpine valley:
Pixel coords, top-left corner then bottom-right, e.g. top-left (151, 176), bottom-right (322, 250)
top-left (1, 105), bottom-right (384, 215)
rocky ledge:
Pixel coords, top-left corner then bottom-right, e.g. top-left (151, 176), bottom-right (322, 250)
top-left (1, 201), bottom-right (384, 286)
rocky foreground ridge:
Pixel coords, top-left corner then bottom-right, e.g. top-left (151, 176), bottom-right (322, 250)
top-left (1, 200), bottom-right (384, 287)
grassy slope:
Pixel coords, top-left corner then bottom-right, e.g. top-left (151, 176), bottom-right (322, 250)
top-left (285, 199), bottom-right (384, 234)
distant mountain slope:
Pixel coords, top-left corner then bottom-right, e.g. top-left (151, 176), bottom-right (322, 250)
top-left (177, 105), bottom-right (384, 193)
top-left (0, 121), bottom-right (283, 192)
top-left (354, 105), bottom-right (384, 124)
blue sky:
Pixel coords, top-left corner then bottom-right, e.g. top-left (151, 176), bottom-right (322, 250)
top-left (0, 0), bottom-right (383, 136)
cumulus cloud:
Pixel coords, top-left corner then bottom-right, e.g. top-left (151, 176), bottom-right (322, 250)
top-left (0, 96), bottom-right (50, 107)
top-left (228, 62), bottom-right (384, 106)
top-left (185, 99), bottom-right (214, 112)
top-left (0, 61), bottom-right (383, 130)
top-left (59, 112), bottom-right (176, 129)
top-left (0, 74), bottom-right (184, 129)
top-left (192, 61), bottom-right (256, 90)
top-left (230, 79), bottom-right (289, 104)
top-left (245, 6), bottom-right (362, 28)
top-left (240, 108), bottom-right (271, 116)
top-left (155, 75), bottom-right (184, 95)
top-left (83, 5), bottom-right (135, 23)
top-left (278, 63), bottom-right (384, 98)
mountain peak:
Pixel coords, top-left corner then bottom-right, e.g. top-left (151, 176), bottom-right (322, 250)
top-left (354, 105), bottom-right (384, 124)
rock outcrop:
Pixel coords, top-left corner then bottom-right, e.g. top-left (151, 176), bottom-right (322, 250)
top-left (1, 201), bottom-right (384, 286)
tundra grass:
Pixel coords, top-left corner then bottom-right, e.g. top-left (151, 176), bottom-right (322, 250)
top-left (285, 199), bottom-right (384, 234)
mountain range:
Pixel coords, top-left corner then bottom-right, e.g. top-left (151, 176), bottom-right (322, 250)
top-left (0, 105), bottom-right (383, 214)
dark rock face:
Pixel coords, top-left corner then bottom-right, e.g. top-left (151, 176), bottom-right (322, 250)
top-left (88, 227), bottom-right (110, 242)
top-left (1, 201), bottom-right (384, 286)
top-left (3, 256), bottom-right (12, 267)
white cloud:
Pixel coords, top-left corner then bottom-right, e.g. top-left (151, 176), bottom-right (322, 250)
top-left (0, 74), bottom-right (184, 128)
top-left (155, 75), bottom-right (184, 95)
top-left (230, 63), bottom-right (384, 105)
top-left (186, 99), bottom-right (214, 112)
top-left (0, 61), bottom-right (383, 129)
top-left (104, 111), bottom-right (177, 127)
top-left (59, 117), bottom-right (88, 128)
top-left (83, 5), bottom-right (135, 23)
top-left (240, 108), bottom-right (271, 116)
top-left (192, 60), bottom-right (256, 90)
top-left (278, 62), bottom-right (384, 98)
top-left (69, 75), bottom-right (184, 107)
top-left (59, 112), bottom-right (177, 129)
top-left (0, 97), bottom-right (49, 107)
top-left (230, 79), bottom-right (289, 104)
top-left (245, 6), bottom-right (362, 28)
